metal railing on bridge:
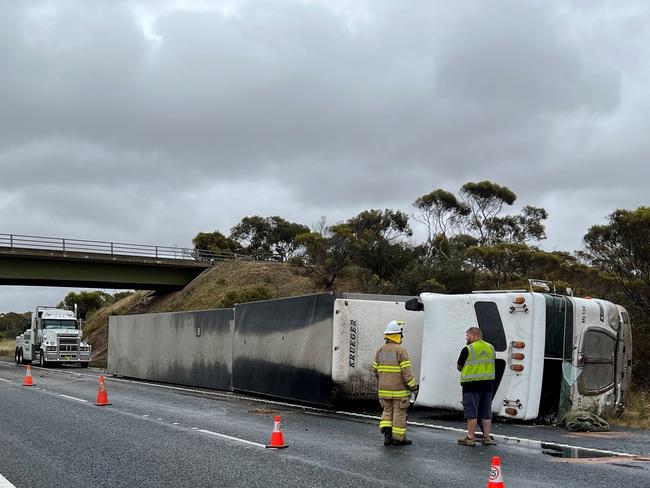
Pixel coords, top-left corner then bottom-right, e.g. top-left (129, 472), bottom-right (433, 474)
top-left (0, 233), bottom-right (275, 264)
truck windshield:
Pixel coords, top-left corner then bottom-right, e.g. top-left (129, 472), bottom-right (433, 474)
top-left (42, 319), bottom-right (78, 330)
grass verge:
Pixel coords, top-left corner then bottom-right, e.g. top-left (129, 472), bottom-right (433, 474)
top-left (608, 389), bottom-right (650, 429)
top-left (0, 338), bottom-right (14, 357)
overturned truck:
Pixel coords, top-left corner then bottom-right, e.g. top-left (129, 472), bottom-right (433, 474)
top-left (407, 285), bottom-right (632, 420)
top-left (107, 285), bottom-right (631, 419)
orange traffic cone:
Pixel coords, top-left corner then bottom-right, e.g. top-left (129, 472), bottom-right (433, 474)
top-left (22, 364), bottom-right (34, 386)
top-left (487, 455), bottom-right (505, 488)
top-left (266, 415), bottom-right (288, 449)
top-left (94, 375), bottom-right (111, 406)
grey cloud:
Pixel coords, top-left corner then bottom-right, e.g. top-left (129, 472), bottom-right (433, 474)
top-left (0, 0), bottom-right (648, 306)
top-left (435, 3), bottom-right (621, 115)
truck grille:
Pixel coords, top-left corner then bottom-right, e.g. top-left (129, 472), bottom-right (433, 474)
top-left (58, 337), bottom-right (80, 352)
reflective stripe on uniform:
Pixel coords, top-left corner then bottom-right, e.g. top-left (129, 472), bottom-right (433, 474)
top-left (461, 371), bottom-right (494, 382)
top-left (376, 365), bottom-right (401, 373)
top-left (399, 360), bottom-right (411, 369)
top-left (379, 420), bottom-right (392, 429)
top-left (378, 389), bottom-right (410, 398)
top-left (392, 426), bottom-right (407, 436)
top-left (406, 378), bottom-right (416, 388)
top-left (467, 359), bottom-right (494, 365)
top-left (372, 361), bottom-right (378, 369)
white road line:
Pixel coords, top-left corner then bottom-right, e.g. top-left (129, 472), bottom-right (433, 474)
top-left (0, 378), bottom-right (12, 383)
top-left (0, 472), bottom-right (17, 488)
top-left (58, 394), bottom-right (89, 403)
top-left (196, 429), bottom-right (266, 448)
top-left (408, 420), bottom-right (636, 458)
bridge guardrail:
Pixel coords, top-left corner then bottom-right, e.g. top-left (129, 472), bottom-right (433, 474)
top-left (0, 233), bottom-right (278, 264)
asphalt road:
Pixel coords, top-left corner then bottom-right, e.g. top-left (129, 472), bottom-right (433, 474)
top-left (0, 359), bottom-right (648, 488)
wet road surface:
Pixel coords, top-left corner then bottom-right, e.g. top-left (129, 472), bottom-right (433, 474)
top-left (0, 360), bottom-right (648, 487)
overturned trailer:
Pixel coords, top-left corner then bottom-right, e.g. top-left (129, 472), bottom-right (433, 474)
top-left (108, 308), bottom-right (234, 390)
top-left (407, 285), bottom-right (632, 420)
top-left (235, 292), bottom-right (423, 404)
top-left (107, 293), bottom-right (423, 406)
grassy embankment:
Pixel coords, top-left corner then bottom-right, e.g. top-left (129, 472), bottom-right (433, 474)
top-left (0, 338), bottom-right (14, 357)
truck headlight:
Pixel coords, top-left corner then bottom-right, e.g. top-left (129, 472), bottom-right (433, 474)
top-left (46, 346), bottom-right (57, 351)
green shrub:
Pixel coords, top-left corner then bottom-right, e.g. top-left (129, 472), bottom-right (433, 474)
top-left (218, 287), bottom-right (271, 308)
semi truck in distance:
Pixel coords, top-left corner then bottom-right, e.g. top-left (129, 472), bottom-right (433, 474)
top-left (406, 281), bottom-right (632, 420)
top-left (15, 306), bottom-right (92, 368)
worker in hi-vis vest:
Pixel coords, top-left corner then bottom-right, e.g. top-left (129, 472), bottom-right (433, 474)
top-left (457, 326), bottom-right (496, 446)
top-left (373, 320), bottom-right (418, 446)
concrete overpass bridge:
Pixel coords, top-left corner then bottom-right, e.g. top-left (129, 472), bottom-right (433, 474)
top-left (0, 234), bottom-right (245, 292)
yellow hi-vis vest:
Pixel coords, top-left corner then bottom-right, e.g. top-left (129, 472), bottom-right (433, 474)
top-left (461, 339), bottom-right (496, 383)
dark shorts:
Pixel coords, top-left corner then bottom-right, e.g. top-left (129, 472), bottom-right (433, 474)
top-left (462, 390), bottom-right (493, 420)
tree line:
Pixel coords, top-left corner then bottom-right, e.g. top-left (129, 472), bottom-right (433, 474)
top-left (194, 180), bottom-right (649, 387)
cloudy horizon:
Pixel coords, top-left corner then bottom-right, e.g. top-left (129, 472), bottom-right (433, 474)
top-left (1, 0), bottom-right (648, 312)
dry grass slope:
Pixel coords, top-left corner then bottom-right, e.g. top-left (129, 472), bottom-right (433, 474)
top-left (0, 338), bottom-right (14, 357)
top-left (146, 261), bottom-right (318, 313)
top-left (608, 390), bottom-right (650, 430)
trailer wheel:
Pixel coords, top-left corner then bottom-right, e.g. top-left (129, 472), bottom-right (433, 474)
top-left (15, 349), bottom-right (20, 365)
top-left (18, 349), bottom-right (26, 365)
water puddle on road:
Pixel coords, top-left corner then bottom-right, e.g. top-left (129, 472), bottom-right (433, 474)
top-left (497, 435), bottom-right (636, 461)
top-left (540, 443), bottom-right (621, 459)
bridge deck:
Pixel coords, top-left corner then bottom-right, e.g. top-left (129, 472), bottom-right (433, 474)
top-left (0, 246), bottom-right (211, 291)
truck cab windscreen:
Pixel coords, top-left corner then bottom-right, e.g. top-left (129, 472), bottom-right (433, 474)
top-left (42, 320), bottom-right (77, 330)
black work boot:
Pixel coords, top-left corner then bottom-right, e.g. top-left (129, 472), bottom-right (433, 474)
top-left (381, 427), bottom-right (393, 446)
top-left (392, 438), bottom-right (413, 446)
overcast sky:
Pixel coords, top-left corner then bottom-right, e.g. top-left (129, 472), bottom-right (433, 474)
top-left (1, 0), bottom-right (648, 312)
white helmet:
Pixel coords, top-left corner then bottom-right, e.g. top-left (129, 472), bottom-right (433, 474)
top-left (384, 320), bottom-right (405, 335)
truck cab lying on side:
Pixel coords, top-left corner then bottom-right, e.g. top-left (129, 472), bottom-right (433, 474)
top-left (407, 281), bottom-right (632, 420)
top-left (15, 306), bottom-right (91, 368)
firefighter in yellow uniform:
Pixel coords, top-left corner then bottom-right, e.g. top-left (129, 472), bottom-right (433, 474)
top-left (373, 320), bottom-right (418, 446)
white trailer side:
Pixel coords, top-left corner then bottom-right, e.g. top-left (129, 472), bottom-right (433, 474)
top-left (331, 296), bottom-right (424, 401)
